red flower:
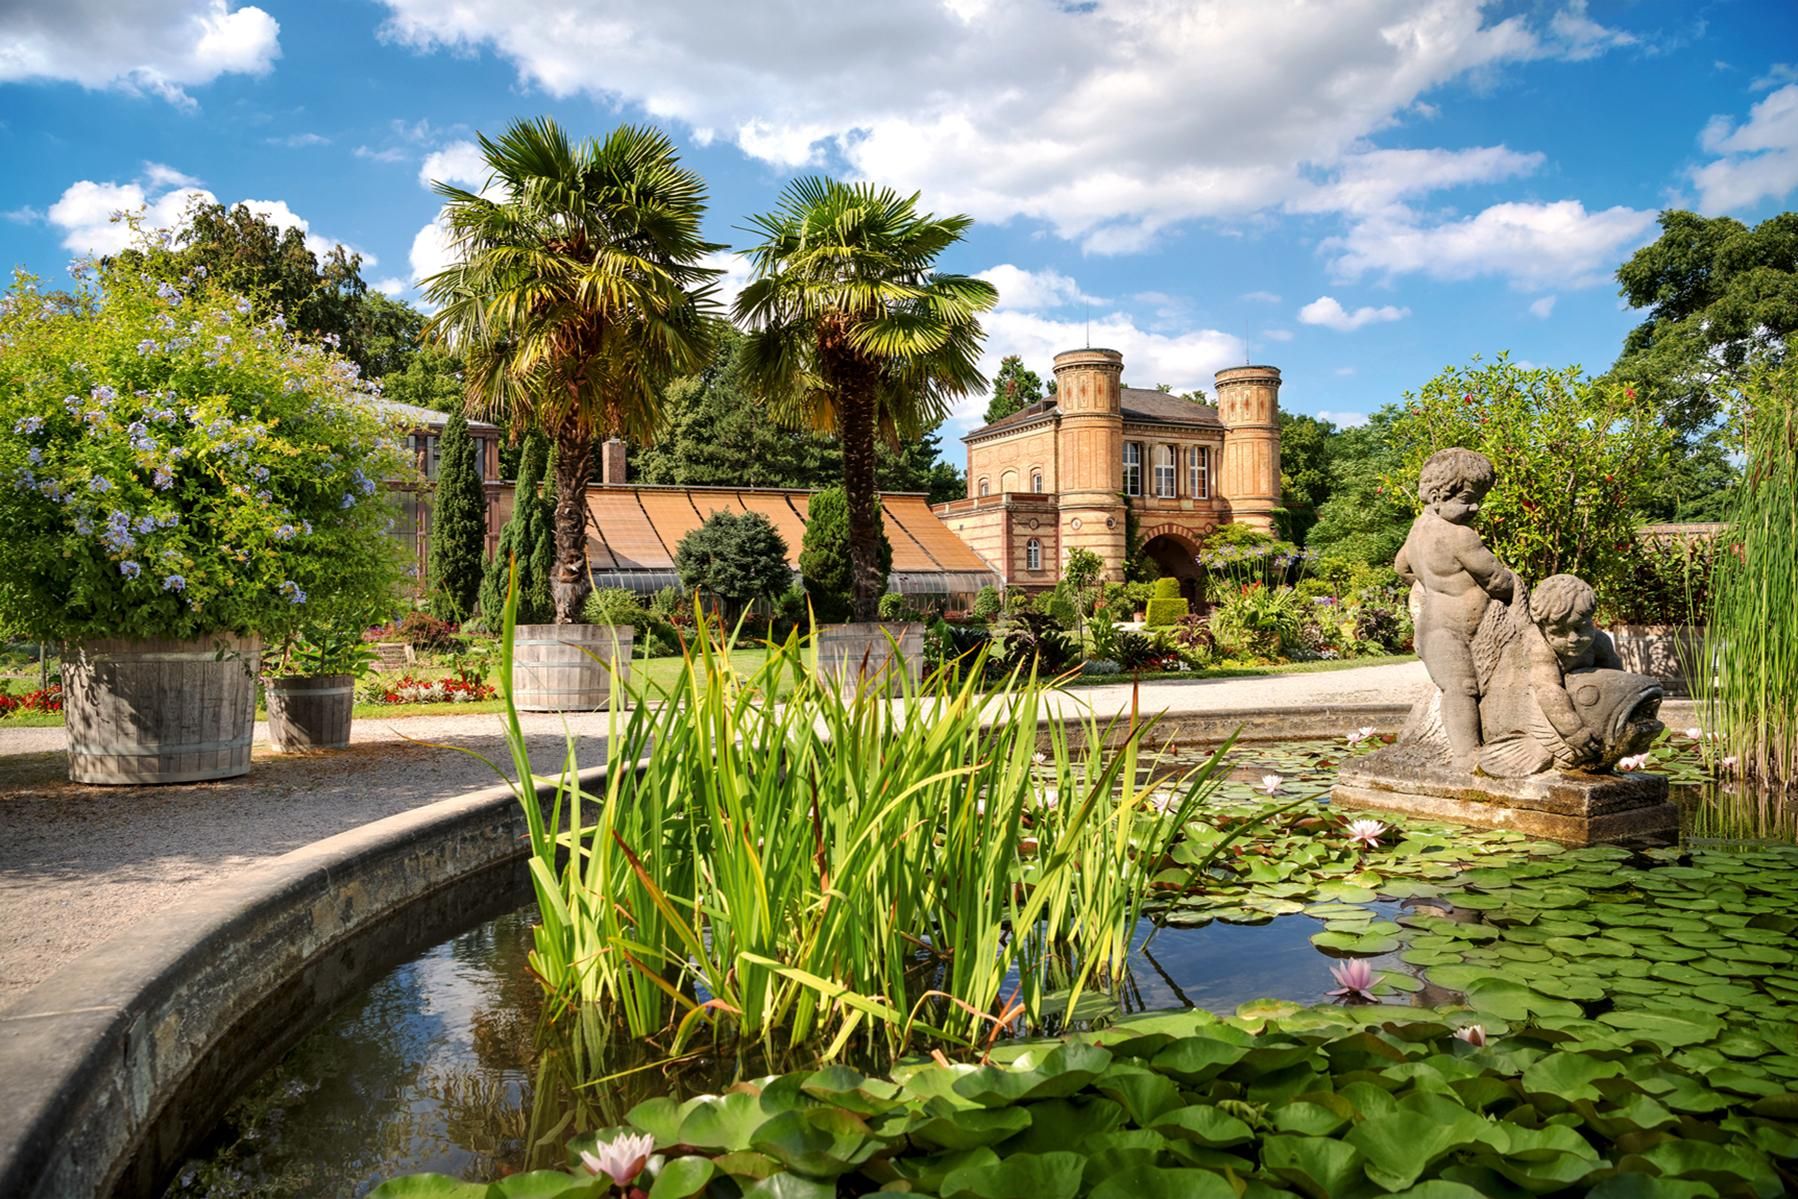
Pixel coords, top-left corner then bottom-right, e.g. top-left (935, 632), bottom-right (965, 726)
top-left (1625, 387), bottom-right (1636, 399)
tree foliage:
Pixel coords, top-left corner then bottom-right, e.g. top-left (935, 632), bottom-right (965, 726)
top-left (479, 431), bottom-right (553, 624)
top-left (426, 407), bottom-right (488, 621)
top-left (984, 354), bottom-right (1043, 424)
top-left (1613, 209), bottom-right (1798, 436)
top-left (424, 118), bottom-right (721, 622)
top-left (1304, 413), bottom-right (1412, 571)
top-left (736, 178), bottom-right (996, 621)
top-left (674, 511), bottom-right (792, 622)
top-left (1380, 355), bottom-right (1676, 598)
top-left (799, 485), bottom-right (892, 624)
top-left (1276, 411), bottom-right (1338, 544)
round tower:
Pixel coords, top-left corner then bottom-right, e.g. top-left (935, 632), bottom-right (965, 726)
top-left (1214, 365), bottom-right (1282, 533)
top-left (1052, 348), bottom-right (1128, 578)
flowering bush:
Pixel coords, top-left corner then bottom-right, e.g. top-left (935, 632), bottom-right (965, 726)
top-left (359, 673), bottom-right (497, 705)
top-left (366, 610), bottom-right (462, 652)
top-left (0, 684), bottom-right (62, 716)
top-left (0, 252), bottom-right (410, 644)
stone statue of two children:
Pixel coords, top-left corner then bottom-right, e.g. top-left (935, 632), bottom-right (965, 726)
top-left (1393, 448), bottom-right (1662, 779)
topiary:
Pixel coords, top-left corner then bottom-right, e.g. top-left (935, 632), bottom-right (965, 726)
top-left (1144, 595), bottom-right (1189, 628)
top-left (877, 592), bottom-right (920, 622)
top-left (1152, 576), bottom-right (1181, 599)
top-left (675, 510), bottom-right (792, 625)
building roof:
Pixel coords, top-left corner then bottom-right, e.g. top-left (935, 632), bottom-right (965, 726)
top-left (371, 397), bottom-right (499, 433)
top-left (963, 387), bottom-right (1222, 442)
top-left (582, 486), bottom-right (999, 596)
top-left (1119, 387), bottom-right (1223, 428)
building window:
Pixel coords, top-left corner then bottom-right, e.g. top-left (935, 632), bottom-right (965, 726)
top-left (1026, 538), bottom-right (1042, 571)
top-left (1189, 446), bottom-right (1211, 499)
top-left (1153, 444), bottom-right (1176, 498)
top-left (1122, 442), bottom-right (1143, 496)
top-left (1031, 471), bottom-right (1044, 493)
top-left (978, 477), bottom-right (990, 497)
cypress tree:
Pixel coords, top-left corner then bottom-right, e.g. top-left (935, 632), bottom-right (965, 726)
top-left (800, 485), bottom-right (891, 624)
top-left (426, 408), bottom-right (487, 621)
top-left (479, 430), bottom-right (555, 625)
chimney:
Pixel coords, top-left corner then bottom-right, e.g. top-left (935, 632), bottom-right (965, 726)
top-left (601, 437), bottom-right (627, 487)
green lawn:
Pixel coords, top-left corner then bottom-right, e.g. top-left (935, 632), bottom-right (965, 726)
top-left (0, 650), bottom-right (1411, 728)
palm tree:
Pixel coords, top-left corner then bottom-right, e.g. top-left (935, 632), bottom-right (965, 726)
top-left (734, 179), bottom-right (996, 621)
top-left (422, 118), bottom-right (720, 622)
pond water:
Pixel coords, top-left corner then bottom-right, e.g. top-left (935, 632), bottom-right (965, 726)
top-left (163, 738), bottom-right (1798, 1198)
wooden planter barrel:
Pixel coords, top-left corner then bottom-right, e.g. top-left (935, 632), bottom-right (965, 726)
top-left (265, 673), bottom-right (355, 751)
top-left (1612, 623), bottom-right (1703, 698)
top-left (511, 624), bottom-right (632, 712)
top-left (815, 622), bottom-right (924, 694)
top-left (62, 635), bottom-right (260, 785)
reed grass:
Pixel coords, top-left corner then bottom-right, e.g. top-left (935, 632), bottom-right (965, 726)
top-left (1704, 350), bottom-right (1798, 786)
top-left (489, 577), bottom-right (1225, 1061)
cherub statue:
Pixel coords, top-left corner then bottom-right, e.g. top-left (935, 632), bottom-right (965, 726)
top-left (1393, 448), bottom-right (1517, 772)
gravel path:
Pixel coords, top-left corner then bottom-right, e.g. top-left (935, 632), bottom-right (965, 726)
top-left (0, 660), bottom-right (1429, 1008)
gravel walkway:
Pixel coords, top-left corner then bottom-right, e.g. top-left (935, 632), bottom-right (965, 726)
top-left (0, 660), bottom-right (1428, 1008)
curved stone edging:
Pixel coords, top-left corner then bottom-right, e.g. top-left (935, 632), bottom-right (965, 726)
top-left (0, 696), bottom-right (1700, 1198)
top-left (0, 763), bottom-right (609, 1199)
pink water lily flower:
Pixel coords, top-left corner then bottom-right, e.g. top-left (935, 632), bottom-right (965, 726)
top-left (1256, 773), bottom-right (1284, 796)
top-left (581, 1132), bottom-right (655, 1187)
top-left (1454, 1024), bottom-right (1488, 1046)
top-left (1327, 958), bottom-right (1377, 1001)
top-left (1347, 818), bottom-right (1387, 849)
top-left (1347, 725), bottom-right (1377, 744)
top-left (1721, 755), bottom-right (1739, 772)
top-left (1615, 752), bottom-right (1651, 772)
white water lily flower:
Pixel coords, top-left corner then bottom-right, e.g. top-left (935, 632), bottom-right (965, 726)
top-left (1721, 755), bottom-right (1739, 772)
top-left (581, 1132), bottom-right (655, 1186)
top-left (1684, 727), bottom-right (1703, 740)
top-left (1256, 773), bottom-right (1283, 796)
top-left (1454, 1024), bottom-right (1488, 1046)
top-left (1615, 753), bottom-right (1651, 772)
top-left (1347, 819), bottom-right (1387, 849)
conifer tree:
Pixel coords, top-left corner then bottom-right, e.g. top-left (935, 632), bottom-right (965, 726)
top-left (479, 431), bottom-right (554, 624)
top-left (426, 408), bottom-right (487, 620)
top-left (800, 485), bottom-right (891, 624)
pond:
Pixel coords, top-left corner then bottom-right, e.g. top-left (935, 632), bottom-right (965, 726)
top-left (164, 737), bottom-right (1798, 1198)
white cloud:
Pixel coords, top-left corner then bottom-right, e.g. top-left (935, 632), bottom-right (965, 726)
top-left (963, 310), bottom-right (1245, 423)
top-left (1547, 1), bottom-right (1636, 62)
top-left (1315, 409), bottom-right (1370, 428)
top-left (1324, 199), bottom-right (1657, 289)
top-left (0, 0), bottom-right (279, 108)
top-left (1260, 328), bottom-right (1295, 343)
top-left (1298, 295), bottom-right (1410, 332)
top-left (1288, 145), bottom-right (1543, 217)
top-left (44, 167), bottom-right (368, 265)
top-left (354, 145), bottom-right (410, 164)
top-left (1240, 290), bottom-right (1281, 304)
top-left (372, 277), bottom-right (408, 296)
top-left (1334, 366), bottom-right (1357, 376)
top-left (418, 139), bottom-right (490, 191)
top-left (1691, 84), bottom-right (1798, 213)
top-left (409, 208), bottom-right (455, 287)
top-left (1529, 295), bottom-right (1557, 319)
top-left (1753, 63), bottom-right (1798, 92)
top-left (372, 0), bottom-right (1587, 252)
top-left (701, 248), bottom-right (754, 314)
top-left (976, 264), bottom-right (1099, 311)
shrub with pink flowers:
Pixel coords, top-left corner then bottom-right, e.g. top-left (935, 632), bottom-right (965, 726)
top-left (0, 247), bottom-right (410, 645)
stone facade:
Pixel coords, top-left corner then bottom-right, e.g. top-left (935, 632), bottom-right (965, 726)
top-left (935, 348), bottom-right (1283, 593)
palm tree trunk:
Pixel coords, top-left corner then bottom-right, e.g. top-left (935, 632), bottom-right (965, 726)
top-left (839, 390), bottom-right (883, 622)
top-left (550, 428), bottom-right (594, 623)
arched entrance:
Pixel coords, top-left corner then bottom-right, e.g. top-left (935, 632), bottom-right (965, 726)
top-left (1140, 527), bottom-right (1204, 607)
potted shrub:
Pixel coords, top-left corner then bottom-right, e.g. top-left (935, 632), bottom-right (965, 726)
top-left (0, 250), bottom-right (408, 783)
top-left (264, 628), bottom-right (377, 751)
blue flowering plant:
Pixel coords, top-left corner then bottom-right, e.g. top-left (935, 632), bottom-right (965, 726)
top-left (0, 255), bottom-right (412, 645)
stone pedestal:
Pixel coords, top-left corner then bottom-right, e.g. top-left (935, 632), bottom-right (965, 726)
top-left (1333, 745), bottom-right (1678, 846)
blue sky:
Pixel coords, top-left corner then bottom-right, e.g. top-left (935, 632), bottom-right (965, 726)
top-left (4, 0), bottom-right (1797, 448)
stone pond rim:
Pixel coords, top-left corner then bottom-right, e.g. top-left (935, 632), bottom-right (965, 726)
top-left (0, 697), bottom-right (1699, 1198)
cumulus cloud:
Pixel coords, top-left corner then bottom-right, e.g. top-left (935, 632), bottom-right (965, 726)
top-left (976, 264), bottom-right (1099, 311)
top-left (1691, 84), bottom-right (1798, 213)
top-left (701, 248), bottom-right (754, 314)
top-left (1289, 145), bottom-right (1542, 218)
top-left (409, 208), bottom-right (455, 287)
top-left (0, 0), bottom-right (279, 108)
top-left (1315, 409), bottom-right (1370, 428)
top-left (1323, 199), bottom-right (1657, 289)
top-left (372, 277), bottom-right (409, 296)
top-left (418, 140), bottom-right (490, 191)
top-left (371, 0), bottom-right (1613, 251)
top-left (1298, 295), bottom-right (1410, 332)
top-left (1529, 295), bottom-right (1557, 318)
top-left (44, 166), bottom-right (369, 265)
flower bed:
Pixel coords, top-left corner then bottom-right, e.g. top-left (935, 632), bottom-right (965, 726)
top-left (359, 673), bottom-right (496, 705)
top-left (0, 684), bottom-right (62, 716)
